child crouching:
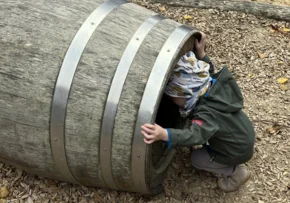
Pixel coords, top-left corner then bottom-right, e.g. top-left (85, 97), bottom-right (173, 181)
top-left (141, 32), bottom-right (255, 192)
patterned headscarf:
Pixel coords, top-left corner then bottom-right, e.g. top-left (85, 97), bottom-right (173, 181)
top-left (165, 51), bottom-right (212, 117)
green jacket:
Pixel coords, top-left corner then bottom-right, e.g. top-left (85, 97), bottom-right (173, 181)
top-left (168, 63), bottom-right (255, 166)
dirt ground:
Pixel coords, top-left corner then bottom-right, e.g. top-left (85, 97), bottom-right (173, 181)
top-left (1, 0), bottom-right (290, 203)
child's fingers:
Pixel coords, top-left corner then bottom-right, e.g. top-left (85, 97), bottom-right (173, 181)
top-left (141, 125), bottom-right (155, 134)
top-left (141, 131), bottom-right (154, 140)
top-left (143, 124), bottom-right (156, 130)
top-left (200, 32), bottom-right (206, 40)
top-left (143, 138), bottom-right (154, 144)
top-left (195, 39), bottom-right (201, 49)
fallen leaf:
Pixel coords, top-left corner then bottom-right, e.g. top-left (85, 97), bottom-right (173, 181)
top-left (271, 24), bottom-right (290, 35)
top-left (278, 61), bottom-right (284, 65)
top-left (277, 77), bottom-right (288, 84)
top-left (248, 73), bottom-right (254, 77)
top-left (270, 24), bottom-right (279, 30)
top-left (279, 27), bottom-right (290, 32)
top-left (0, 187), bottom-right (9, 198)
top-left (266, 125), bottom-right (281, 135)
top-left (158, 6), bottom-right (166, 12)
top-left (258, 52), bottom-right (265, 59)
top-left (280, 85), bottom-right (288, 91)
top-left (183, 15), bottom-right (193, 20)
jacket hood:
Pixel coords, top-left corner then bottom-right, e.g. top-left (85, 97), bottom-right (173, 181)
top-left (200, 67), bottom-right (244, 113)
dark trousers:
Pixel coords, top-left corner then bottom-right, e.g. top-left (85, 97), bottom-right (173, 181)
top-left (191, 147), bottom-right (234, 176)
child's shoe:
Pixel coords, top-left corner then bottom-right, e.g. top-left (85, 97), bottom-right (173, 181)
top-left (217, 165), bottom-right (251, 192)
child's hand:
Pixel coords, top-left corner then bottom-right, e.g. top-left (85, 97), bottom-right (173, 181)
top-left (195, 32), bottom-right (206, 59)
top-left (141, 123), bottom-right (168, 144)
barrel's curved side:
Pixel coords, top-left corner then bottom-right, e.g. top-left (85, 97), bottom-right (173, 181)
top-left (0, 0), bottom-right (103, 181)
top-left (0, 0), bottom-right (200, 194)
top-left (50, 0), bottom-right (128, 185)
top-left (64, 2), bottom-right (158, 187)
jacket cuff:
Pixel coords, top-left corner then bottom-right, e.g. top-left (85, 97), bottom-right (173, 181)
top-left (200, 55), bottom-right (214, 74)
top-left (167, 128), bottom-right (179, 148)
top-left (165, 129), bottom-right (172, 149)
top-left (200, 55), bottom-right (211, 64)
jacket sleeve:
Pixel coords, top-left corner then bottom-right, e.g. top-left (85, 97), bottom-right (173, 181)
top-left (167, 110), bottom-right (219, 148)
top-left (200, 55), bottom-right (214, 74)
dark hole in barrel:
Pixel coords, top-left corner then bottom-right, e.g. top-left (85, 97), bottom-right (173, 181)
top-left (150, 32), bottom-right (198, 170)
top-left (152, 94), bottom-right (180, 167)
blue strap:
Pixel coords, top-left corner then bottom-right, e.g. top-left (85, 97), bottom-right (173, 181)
top-left (165, 129), bottom-right (172, 149)
top-left (204, 79), bottom-right (217, 97)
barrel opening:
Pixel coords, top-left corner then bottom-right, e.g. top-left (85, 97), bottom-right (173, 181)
top-left (148, 31), bottom-right (199, 194)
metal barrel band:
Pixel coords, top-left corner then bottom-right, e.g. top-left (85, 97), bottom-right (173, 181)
top-left (131, 25), bottom-right (194, 194)
top-left (50, 0), bottom-right (128, 184)
top-left (100, 14), bottom-right (165, 190)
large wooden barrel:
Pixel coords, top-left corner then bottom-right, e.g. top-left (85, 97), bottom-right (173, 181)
top-left (0, 0), bottom-right (200, 194)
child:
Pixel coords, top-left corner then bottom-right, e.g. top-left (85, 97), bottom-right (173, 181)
top-left (141, 32), bottom-right (255, 192)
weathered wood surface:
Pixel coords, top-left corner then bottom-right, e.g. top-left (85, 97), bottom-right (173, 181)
top-left (0, 0), bottom-right (196, 194)
top-left (150, 0), bottom-right (290, 22)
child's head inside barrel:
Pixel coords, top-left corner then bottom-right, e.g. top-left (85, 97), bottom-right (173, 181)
top-left (164, 50), bottom-right (212, 118)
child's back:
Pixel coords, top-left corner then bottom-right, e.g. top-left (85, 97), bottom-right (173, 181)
top-left (169, 67), bottom-right (255, 166)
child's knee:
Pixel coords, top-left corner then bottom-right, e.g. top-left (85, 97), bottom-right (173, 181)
top-left (190, 148), bottom-right (206, 169)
